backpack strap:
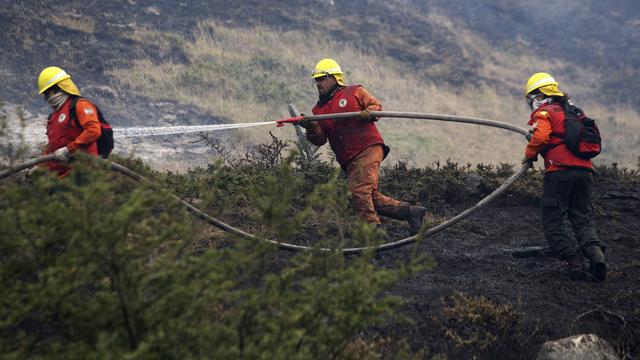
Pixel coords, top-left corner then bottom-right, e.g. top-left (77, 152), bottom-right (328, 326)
top-left (66, 96), bottom-right (83, 129)
top-left (545, 101), bottom-right (588, 152)
top-left (550, 132), bottom-right (563, 139)
top-left (66, 96), bottom-right (107, 128)
top-left (548, 101), bottom-right (578, 140)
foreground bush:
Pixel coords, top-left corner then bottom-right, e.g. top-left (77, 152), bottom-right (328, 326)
top-left (0, 158), bottom-right (425, 359)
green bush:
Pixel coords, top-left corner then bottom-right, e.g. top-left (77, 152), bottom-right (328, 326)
top-left (0, 156), bottom-right (426, 359)
top-left (380, 160), bottom-right (469, 208)
top-left (595, 162), bottom-right (640, 184)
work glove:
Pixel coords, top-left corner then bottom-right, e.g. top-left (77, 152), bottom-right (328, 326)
top-left (521, 156), bottom-right (537, 165)
top-left (54, 147), bottom-right (70, 162)
top-left (526, 129), bottom-right (534, 141)
top-left (297, 116), bottom-right (315, 131)
top-left (359, 109), bottom-right (375, 122)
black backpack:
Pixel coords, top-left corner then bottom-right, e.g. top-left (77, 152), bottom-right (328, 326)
top-left (550, 102), bottom-right (601, 159)
top-left (67, 97), bottom-right (114, 159)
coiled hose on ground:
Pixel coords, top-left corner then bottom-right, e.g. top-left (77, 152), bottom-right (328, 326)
top-left (0, 111), bottom-right (532, 254)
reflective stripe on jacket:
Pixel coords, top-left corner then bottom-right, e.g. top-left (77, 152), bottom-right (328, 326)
top-left (526, 102), bottom-right (593, 173)
top-left (308, 85), bottom-right (386, 168)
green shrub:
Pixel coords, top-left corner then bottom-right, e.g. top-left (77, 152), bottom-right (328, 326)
top-left (381, 160), bottom-right (469, 208)
top-left (595, 162), bottom-right (640, 184)
top-left (0, 156), bottom-right (426, 359)
top-left (475, 163), bottom-right (543, 204)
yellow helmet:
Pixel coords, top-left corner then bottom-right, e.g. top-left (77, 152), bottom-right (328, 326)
top-left (311, 58), bottom-right (345, 86)
top-left (37, 66), bottom-right (81, 96)
top-left (524, 72), bottom-right (564, 97)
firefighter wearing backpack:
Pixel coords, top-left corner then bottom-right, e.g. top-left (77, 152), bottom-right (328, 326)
top-left (523, 72), bottom-right (606, 281)
top-left (34, 66), bottom-right (102, 177)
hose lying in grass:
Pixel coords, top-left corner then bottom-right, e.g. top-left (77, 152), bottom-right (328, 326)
top-left (0, 111), bottom-right (532, 254)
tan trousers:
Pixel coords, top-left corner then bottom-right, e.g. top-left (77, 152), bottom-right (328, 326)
top-left (346, 145), bottom-right (409, 224)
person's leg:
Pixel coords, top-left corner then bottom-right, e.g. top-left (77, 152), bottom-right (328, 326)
top-left (348, 145), bottom-right (427, 234)
top-left (541, 171), bottom-right (586, 279)
top-left (568, 170), bottom-right (602, 250)
top-left (361, 146), bottom-right (427, 235)
top-left (373, 193), bottom-right (410, 222)
top-left (541, 171), bottom-right (576, 259)
top-left (346, 146), bottom-right (383, 225)
top-left (356, 146), bottom-right (411, 219)
top-left (568, 170), bottom-right (606, 280)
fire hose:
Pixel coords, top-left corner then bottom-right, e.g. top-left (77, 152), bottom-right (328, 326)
top-left (0, 112), bottom-right (532, 254)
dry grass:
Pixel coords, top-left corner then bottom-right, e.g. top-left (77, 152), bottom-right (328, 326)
top-left (108, 20), bottom-right (639, 168)
top-left (49, 14), bottom-right (96, 33)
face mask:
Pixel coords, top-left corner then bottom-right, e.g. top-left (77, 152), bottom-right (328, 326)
top-left (530, 96), bottom-right (550, 111)
top-left (45, 91), bottom-right (69, 110)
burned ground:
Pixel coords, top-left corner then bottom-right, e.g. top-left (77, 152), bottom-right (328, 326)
top-left (365, 167), bottom-right (640, 358)
top-left (209, 156), bottom-right (640, 358)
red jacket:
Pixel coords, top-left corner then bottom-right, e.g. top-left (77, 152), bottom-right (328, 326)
top-left (45, 97), bottom-right (101, 176)
top-left (525, 102), bottom-right (593, 172)
top-left (307, 85), bottom-right (387, 168)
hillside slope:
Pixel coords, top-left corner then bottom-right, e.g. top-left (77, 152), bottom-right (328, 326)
top-left (1, 1), bottom-right (638, 168)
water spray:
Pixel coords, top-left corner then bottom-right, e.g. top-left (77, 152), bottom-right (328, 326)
top-left (116, 121), bottom-right (276, 138)
top-left (14, 121), bottom-right (278, 145)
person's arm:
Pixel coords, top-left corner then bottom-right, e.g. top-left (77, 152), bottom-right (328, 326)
top-left (355, 87), bottom-right (382, 112)
top-left (66, 99), bottom-right (101, 152)
top-left (524, 111), bottom-right (552, 159)
top-left (354, 86), bottom-right (382, 122)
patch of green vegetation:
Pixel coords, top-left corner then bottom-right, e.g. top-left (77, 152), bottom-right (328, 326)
top-left (0, 151), bottom-right (428, 358)
top-left (383, 132), bottom-right (449, 154)
top-left (595, 162), bottom-right (640, 185)
top-left (381, 159), bottom-right (468, 208)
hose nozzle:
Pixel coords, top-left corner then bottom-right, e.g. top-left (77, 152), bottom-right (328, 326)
top-left (276, 115), bottom-right (305, 127)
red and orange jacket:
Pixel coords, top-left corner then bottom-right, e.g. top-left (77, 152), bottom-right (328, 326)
top-left (525, 102), bottom-right (593, 173)
top-left (45, 97), bottom-right (102, 176)
top-left (306, 85), bottom-right (386, 168)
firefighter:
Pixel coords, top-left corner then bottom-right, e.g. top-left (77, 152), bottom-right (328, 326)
top-left (523, 72), bottom-right (606, 281)
top-left (298, 58), bottom-right (428, 235)
top-left (33, 66), bottom-right (102, 178)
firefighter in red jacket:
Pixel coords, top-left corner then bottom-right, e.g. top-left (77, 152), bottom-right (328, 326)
top-left (298, 58), bottom-right (427, 235)
top-left (34, 66), bottom-right (102, 178)
top-left (523, 72), bottom-right (606, 281)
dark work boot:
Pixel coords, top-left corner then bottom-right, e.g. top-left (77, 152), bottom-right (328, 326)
top-left (407, 206), bottom-right (427, 235)
top-left (565, 256), bottom-right (587, 281)
top-left (584, 246), bottom-right (607, 281)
